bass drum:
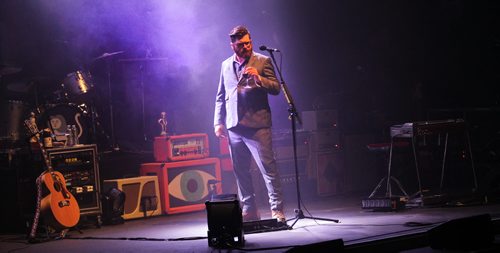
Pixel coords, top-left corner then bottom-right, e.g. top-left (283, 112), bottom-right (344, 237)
top-left (39, 103), bottom-right (92, 144)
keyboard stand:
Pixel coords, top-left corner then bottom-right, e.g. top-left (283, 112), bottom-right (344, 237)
top-left (368, 136), bottom-right (411, 199)
top-left (411, 125), bottom-right (478, 206)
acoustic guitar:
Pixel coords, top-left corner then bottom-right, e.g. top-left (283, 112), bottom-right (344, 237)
top-left (25, 116), bottom-right (80, 230)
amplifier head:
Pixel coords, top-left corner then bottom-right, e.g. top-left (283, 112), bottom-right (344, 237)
top-left (154, 133), bottom-right (209, 162)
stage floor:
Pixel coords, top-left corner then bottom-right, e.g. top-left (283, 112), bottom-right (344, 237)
top-left (1, 193), bottom-right (499, 252)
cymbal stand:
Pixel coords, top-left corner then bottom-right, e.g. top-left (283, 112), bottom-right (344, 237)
top-left (139, 62), bottom-right (146, 142)
top-left (105, 58), bottom-right (119, 151)
top-left (265, 49), bottom-right (339, 228)
top-left (87, 92), bottom-right (111, 147)
top-left (139, 49), bottom-right (153, 143)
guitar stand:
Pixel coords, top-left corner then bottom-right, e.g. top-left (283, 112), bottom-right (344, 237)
top-left (27, 224), bottom-right (65, 243)
top-left (72, 225), bottom-right (84, 235)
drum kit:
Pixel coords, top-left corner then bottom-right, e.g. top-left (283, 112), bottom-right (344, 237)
top-left (0, 51), bottom-right (123, 149)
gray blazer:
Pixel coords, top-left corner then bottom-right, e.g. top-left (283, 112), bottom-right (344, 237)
top-left (214, 52), bottom-right (280, 129)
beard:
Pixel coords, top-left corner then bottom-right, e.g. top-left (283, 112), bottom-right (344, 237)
top-left (236, 47), bottom-right (252, 59)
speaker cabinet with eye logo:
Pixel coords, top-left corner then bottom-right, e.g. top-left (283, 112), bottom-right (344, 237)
top-left (140, 158), bottom-right (222, 214)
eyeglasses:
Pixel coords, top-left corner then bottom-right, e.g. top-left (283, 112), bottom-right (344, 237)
top-left (233, 40), bottom-right (252, 48)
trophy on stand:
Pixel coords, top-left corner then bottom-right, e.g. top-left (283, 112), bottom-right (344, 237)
top-left (158, 112), bottom-right (168, 136)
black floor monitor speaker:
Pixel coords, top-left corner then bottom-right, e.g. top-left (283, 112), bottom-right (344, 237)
top-left (205, 194), bottom-right (244, 248)
top-left (428, 213), bottom-right (494, 250)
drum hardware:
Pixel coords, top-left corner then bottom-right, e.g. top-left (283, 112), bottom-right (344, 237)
top-left (63, 70), bottom-right (94, 99)
top-left (1, 68), bottom-right (99, 147)
top-left (6, 80), bottom-right (33, 93)
top-left (92, 51), bottom-right (124, 61)
top-left (39, 103), bottom-right (90, 144)
top-left (0, 65), bottom-right (22, 77)
top-left (52, 67), bottom-right (106, 147)
top-left (0, 100), bottom-right (29, 143)
top-left (77, 103), bottom-right (89, 114)
top-left (92, 51), bottom-right (124, 151)
top-left (35, 100), bottom-right (112, 150)
top-left (117, 56), bottom-right (168, 143)
top-left (88, 104), bottom-right (112, 148)
top-left (24, 75), bottom-right (54, 109)
top-left (52, 88), bottom-right (69, 102)
top-left (0, 147), bottom-right (21, 168)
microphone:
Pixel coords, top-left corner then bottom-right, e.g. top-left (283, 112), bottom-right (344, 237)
top-left (259, 45), bottom-right (280, 52)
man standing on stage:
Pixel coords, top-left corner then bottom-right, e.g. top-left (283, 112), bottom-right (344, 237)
top-left (213, 25), bottom-right (285, 223)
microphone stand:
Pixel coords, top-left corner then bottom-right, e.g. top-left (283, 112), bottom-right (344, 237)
top-left (266, 49), bottom-right (339, 228)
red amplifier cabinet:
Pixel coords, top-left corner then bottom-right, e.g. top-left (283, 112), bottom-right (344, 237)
top-left (140, 158), bottom-right (222, 214)
top-left (154, 133), bottom-right (209, 162)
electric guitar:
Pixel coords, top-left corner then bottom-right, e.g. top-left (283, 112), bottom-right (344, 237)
top-left (25, 116), bottom-right (80, 230)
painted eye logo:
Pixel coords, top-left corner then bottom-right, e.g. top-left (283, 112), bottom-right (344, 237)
top-left (168, 170), bottom-right (217, 202)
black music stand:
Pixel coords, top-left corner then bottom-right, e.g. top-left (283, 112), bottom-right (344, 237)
top-left (265, 49), bottom-right (339, 228)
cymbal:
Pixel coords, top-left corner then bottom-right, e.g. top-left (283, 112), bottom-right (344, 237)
top-left (118, 57), bottom-right (169, 62)
top-left (0, 66), bottom-right (22, 76)
top-left (93, 51), bottom-right (124, 61)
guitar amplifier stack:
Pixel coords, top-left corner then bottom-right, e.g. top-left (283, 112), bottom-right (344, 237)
top-left (46, 144), bottom-right (102, 217)
top-left (302, 110), bottom-right (345, 196)
top-left (140, 133), bottom-right (222, 215)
